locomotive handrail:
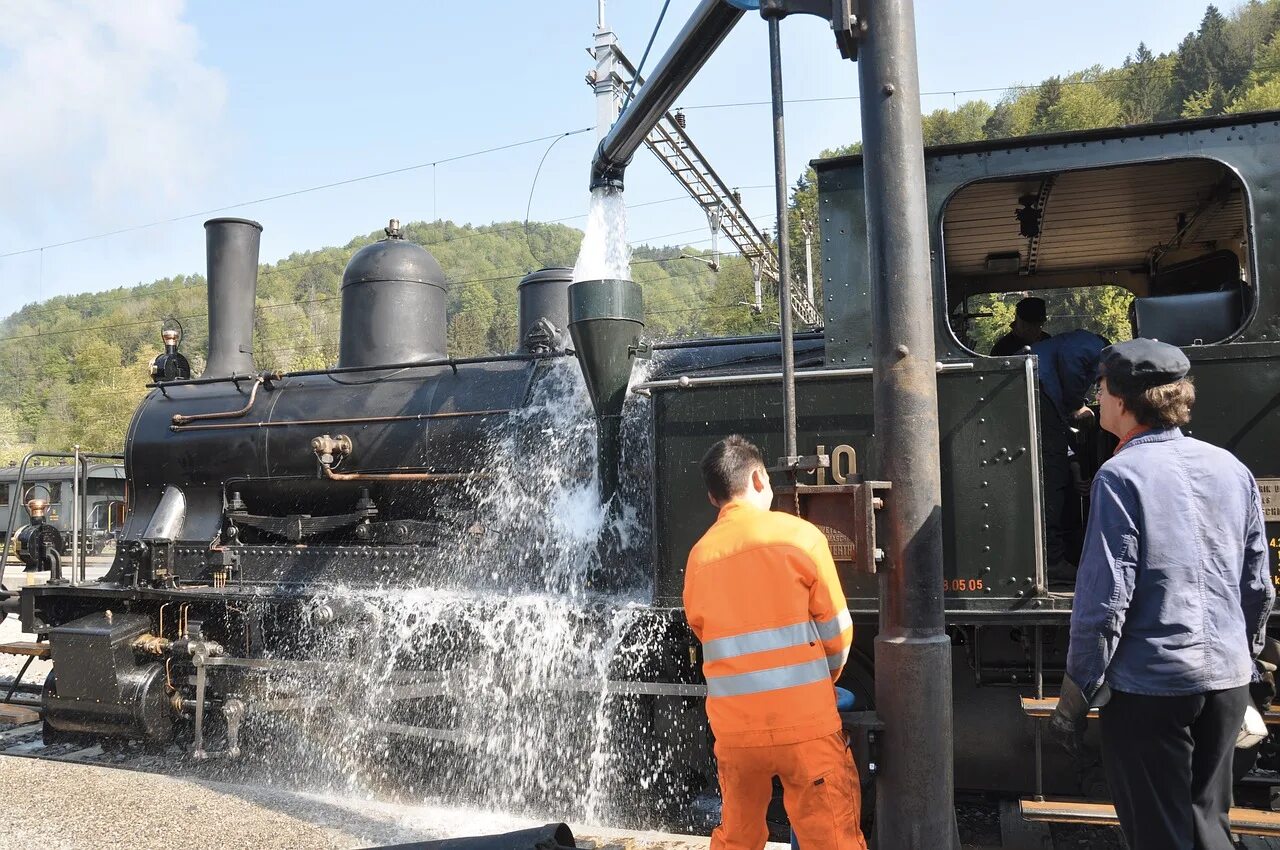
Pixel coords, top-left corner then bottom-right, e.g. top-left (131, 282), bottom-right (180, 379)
top-left (171, 407), bottom-right (511, 433)
top-left (0, 449), bottom-right (122, 593)
top-left (147, 350), bottom-right (573, 389)
top-left (629, 360), bottom-right (975, 394)
top-left (649, 330), bottom-right (825, 351)
top-left (171, 375), bottom-right (265, 425)
top-left (1024, 357), bottom-right (1047, 593)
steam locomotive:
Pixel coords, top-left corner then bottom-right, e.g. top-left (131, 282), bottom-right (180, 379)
top-left (7, 110), bottom-right (1280, 834)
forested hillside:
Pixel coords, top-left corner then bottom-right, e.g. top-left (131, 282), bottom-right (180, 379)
top-left (2, 1), bottom-right (1278, 462)
top-left (0, 220), bottom-right (775, 461)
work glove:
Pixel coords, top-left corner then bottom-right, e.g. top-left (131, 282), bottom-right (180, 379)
top-left (1049, 677), bottom-right (1109, 757)
top-left (1250, 658), bottom-right (1277, 714)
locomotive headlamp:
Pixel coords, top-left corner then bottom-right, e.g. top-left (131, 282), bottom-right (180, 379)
top-left (151, 325), bottom-right (192, 382)
top-left (26, 498), bottom-right (47, 522)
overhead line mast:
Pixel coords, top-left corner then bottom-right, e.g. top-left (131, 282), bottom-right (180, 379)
top-left (587, 8), bottom-right (821, 328)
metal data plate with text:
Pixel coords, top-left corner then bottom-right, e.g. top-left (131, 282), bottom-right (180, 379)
top-left (1259, 478), bottom-right (1280, 522)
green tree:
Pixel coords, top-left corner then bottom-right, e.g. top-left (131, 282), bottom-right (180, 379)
top-left (1119, 43), bottom-right (1174, 123)
top-left (922, 100), bottom-right (993, 145)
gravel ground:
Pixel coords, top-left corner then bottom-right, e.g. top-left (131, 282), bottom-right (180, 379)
top-left (0, 753), bottom-right (793, 850)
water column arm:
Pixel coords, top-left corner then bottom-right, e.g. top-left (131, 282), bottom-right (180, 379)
top-left (589, 0), bottom-right (745, 191)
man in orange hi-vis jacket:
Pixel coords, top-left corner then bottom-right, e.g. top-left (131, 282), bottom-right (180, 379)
top-left (684, 435), bottom-right (866, 850)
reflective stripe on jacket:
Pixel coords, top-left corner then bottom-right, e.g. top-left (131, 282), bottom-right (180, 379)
top-left (684, 501), bottom-right (853, 747)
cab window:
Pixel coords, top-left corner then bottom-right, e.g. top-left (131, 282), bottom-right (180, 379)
top-left (942, 158), bottom-right (1251, 355)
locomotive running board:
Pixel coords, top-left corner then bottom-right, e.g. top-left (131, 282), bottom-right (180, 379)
top-left (1019, 798), bottom-right (1280, 837)
top-left (1021, 695), bottom-right (1280, 725)
top-left (0, 642), bottom-right (48, 658)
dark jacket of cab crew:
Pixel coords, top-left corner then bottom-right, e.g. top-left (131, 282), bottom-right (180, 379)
top-left (1067, 426), bottom-right (1273, 698)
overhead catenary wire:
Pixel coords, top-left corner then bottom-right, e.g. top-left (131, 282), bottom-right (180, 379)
top-left (0, 127), bottom-right (592, 261)
top-left (621, 0), bottom-right (672, 111)
top-left (5, 189), bottom-right (778, 323)
top-left (4, 46), bottom-right (1275, 267)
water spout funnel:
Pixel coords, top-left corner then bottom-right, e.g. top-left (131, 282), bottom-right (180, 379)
top-left (568, 278), bottom-right (644, 500)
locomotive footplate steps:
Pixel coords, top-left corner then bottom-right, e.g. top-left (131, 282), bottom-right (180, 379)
top-left (0, 641), bottom-right (49, 658)
top-left (1021, 695), bottom-right (1280, 725)
top-left (1019, 798), bottom-right (1280, 837)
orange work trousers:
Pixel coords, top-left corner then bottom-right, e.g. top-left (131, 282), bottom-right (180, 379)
top-left (711, 730), bottom-right (868, 850)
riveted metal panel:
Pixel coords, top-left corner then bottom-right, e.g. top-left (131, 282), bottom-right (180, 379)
top-left (651, 357), bottom-right (1041, 618)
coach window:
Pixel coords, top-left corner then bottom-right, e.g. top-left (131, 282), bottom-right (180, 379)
top-left (942, 158), bottom-right (1252, 355)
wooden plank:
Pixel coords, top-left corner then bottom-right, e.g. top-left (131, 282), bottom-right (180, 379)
top-left (1022, 696), bottom-right (1280, 725)
top-left (0, 705), bottom-right (39, 725)
top-left (0, 642), bottom-right (49, 658)
top-left (1021, 798), bottom-right (1280, 837)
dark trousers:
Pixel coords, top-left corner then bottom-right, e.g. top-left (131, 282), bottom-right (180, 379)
top-left (1099, 686), bottom-right (1248, 850)
top-left (1039, 404), bottom-right (1072, 566)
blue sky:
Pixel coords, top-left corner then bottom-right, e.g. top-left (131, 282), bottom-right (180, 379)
top-left (0, 0), bottom-right (1221, 319)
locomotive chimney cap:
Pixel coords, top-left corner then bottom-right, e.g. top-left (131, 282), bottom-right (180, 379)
top-left (26, 498), bottom-right (47, 518)
top-left (161, 328), bottom-right (180, 345)
top-left (203, 216), bottom-right (263, 231)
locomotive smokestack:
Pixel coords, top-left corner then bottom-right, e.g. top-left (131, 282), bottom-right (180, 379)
top-left (568, 278), bottom-right (644, 500)
top-left (202, 218), bottom-right (262, 379)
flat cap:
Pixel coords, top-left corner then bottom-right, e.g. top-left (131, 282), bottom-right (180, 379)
top-left (1015, 297), bottom-right (1047, 323)
top-left (1099, 338), bottom-right (1190, 393)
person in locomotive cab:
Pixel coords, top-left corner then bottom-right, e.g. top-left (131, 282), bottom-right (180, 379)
top-left (1030, 328), bottom-right (1109, 585)
top-left (989, 296), bottom-right (1051, 356)
top-left (683, 436), bottom-right (866, 850)
top-left (1051, 338), bottom-right (1274, 850)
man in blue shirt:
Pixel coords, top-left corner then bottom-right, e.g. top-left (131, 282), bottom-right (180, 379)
top-left (1051, 338), bottom-right (1273, 850)
top-left (1030, 330), bottom-right (1108, 582)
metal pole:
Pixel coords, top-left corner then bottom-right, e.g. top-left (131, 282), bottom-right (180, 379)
top-left (802, 218), bottom-right (815, 304)
top-left (71, 445), bottom-right (80, 583)
top-left (766, 17), bottom-right (798, 467)
top-left (858, 0), bottom-right (959, 845)
top-left (79, 458), bottom-right (89, 581)
top-left (593, 1), bottom-right (621, 143)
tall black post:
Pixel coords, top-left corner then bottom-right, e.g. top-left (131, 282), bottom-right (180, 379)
top-left (766, 17), bottom-right (798, 468)
top-left (858, 0), bottom-right (959, 847)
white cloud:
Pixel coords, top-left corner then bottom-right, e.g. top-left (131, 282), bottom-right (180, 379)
top-left (0, 1), bottom-right (226, 226)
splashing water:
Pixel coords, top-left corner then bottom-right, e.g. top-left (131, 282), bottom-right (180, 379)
top-left (574, 187), bottom-right (632, 282)
top-left (244, 359), bottom-right (696, 831)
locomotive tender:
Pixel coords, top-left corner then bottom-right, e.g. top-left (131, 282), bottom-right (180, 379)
top-left (6, 109), bottom-right (1280, 821)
